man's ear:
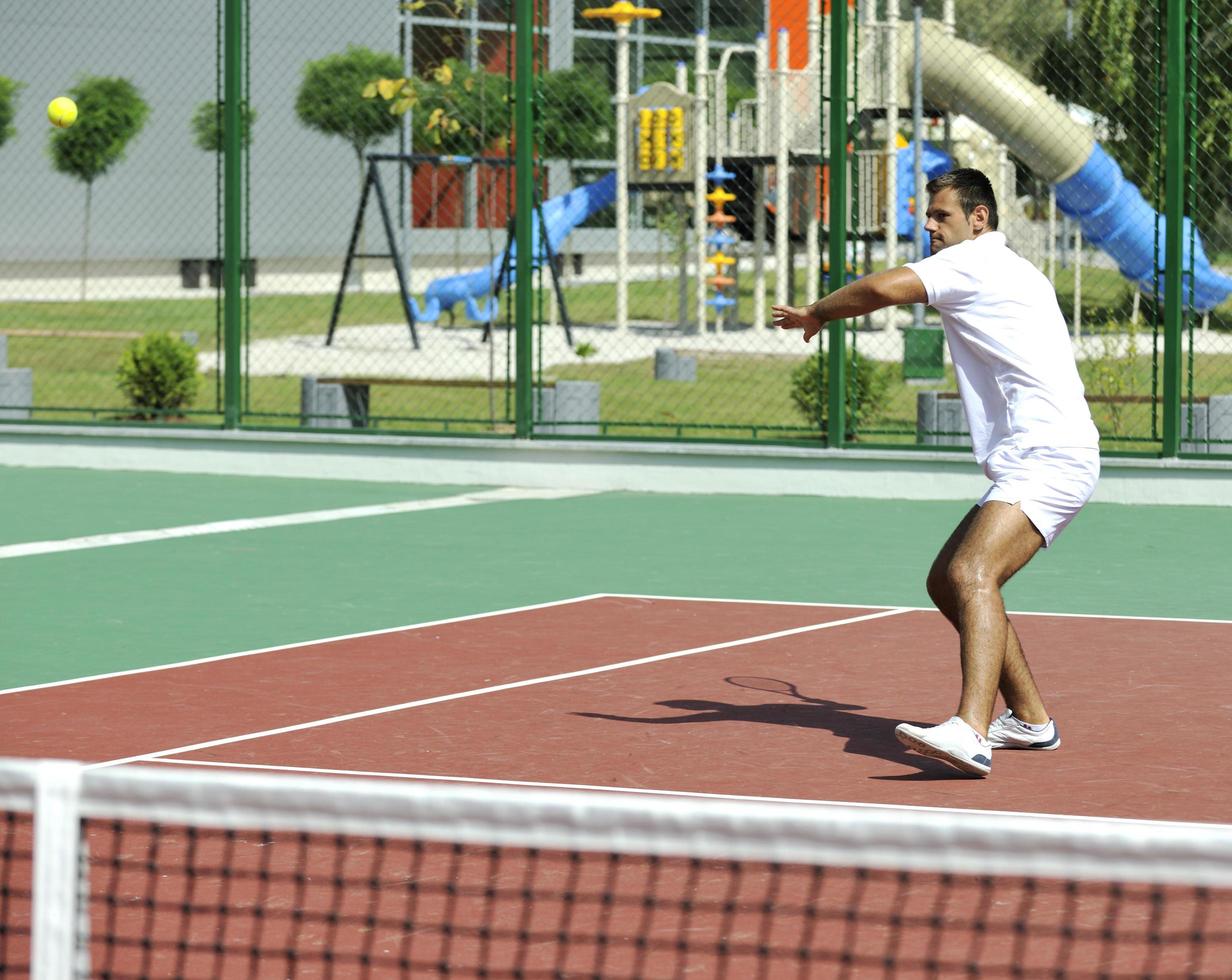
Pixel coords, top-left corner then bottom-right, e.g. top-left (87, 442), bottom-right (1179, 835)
top-left (970, 203), bottom-right (990, 231)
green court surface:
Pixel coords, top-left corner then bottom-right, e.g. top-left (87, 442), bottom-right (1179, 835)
top-left (0, 465), bottom-right (1228, 690)
top-left (0, 467), bottom-right (482, 544)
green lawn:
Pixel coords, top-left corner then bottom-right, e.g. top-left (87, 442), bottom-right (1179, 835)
top-left (2, 267), bottom-right (1230, 447)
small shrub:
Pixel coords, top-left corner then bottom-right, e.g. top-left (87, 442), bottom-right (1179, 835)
top-left (1077, 318), bottom-right (1144, 438)
top-left (790, 350), bottom-right (892, 435)
top-left (191, 100), bottom-right (256, 152)
top-left (0, 76), bottom-right (23, 148)
top-left (117, 333), bottom-right (200, 419)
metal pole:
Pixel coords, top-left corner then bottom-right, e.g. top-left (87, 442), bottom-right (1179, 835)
top-left (826, 0), bottom-right (848, 448)
top-left (1162, 0), bottom-right (1186, 456)
top-left (1047, 188), bottom-right (1057, 283)
top-left (753, 32), bottom-right (768, 329)
top-left (805, 3), bottom-right (822, 297)
top-left (884, 0), bottom-right (899, 270)
top-left (1072, 225), bottom-right (1082, 338)
top-left (615, 22), bottom-right (631, 333)
top-left (399, 3), bottom-right (411, 278)
top-left (677, 57), bottom-right (690, 328)
top-left (222, 0), bottom-right (243, 428)
top-left (774, 28), bottom-right (790, 308)
top-left (1060, 0), bottom-right (1073, 271)
top-left (694, 30), bottom-right (709, 333)
top-left (514, 0), bottom-right (535, 437)
top-left (911, 0), bottom-right (925, 329)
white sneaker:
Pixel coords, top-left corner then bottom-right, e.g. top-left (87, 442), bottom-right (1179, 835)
top-left (987, 709), bottom-right (1060, 751)
top-left (895, 716), bottom-right (992, 776)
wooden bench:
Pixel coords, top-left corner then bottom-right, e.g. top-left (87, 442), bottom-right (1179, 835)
top-left (931, 391), bottom-right (1211, 405)
top-left (309, 376), bottom-right (540, 429)
top-left (304, 376), bottom-right (601, 433)
top-left (0, 329), bottom-right (144, 340)
top-left (919, 390), bottom-right (1227, 451)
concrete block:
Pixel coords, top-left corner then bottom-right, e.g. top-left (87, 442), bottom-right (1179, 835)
top-left (1208, 395), bottom-right (1232, 454)
top-left (0, 367), bottom-right (33, 420)
top-left (300, 377), bottom-right (353, 429)
top-left (654, 348), bottom-right (697, 382)
top-left (1179, 402), bottom-right (1209, 454)
top-left (537, 380), bottom-right (600, 436)
top-left (916, 391), bottom-right (968, 446)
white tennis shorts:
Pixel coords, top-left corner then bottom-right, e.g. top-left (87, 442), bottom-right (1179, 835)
top-left (979, 445), bottom-right (1100, 547)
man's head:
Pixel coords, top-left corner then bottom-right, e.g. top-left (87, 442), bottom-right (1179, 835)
top-left (924, 168), bottom-right (997, 251)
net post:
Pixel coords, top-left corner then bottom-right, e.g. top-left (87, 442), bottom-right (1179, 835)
top-left (513, 0), bottom-right (535, 439)
top-left (222, 0), bottom-right (245, 429)
top-left (1161, 0), bottom-right (1187, 457)
top-left (32, 761), bottom-right (84, 980)
top-left (825, 0), bottom-right (849, 448)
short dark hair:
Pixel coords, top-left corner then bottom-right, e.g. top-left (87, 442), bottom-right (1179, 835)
top-left (925, 168), bottom-right (998, 230)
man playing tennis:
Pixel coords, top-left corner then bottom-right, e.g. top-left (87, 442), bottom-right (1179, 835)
top-left (771, 168), bottom-right (1099, 777)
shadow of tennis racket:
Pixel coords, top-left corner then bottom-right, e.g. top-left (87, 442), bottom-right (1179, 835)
top-left (725, 676), bottom-right (864, 711)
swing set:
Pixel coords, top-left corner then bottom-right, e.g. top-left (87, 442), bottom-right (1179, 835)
top-left (324, 152), bottom-right (574, 350)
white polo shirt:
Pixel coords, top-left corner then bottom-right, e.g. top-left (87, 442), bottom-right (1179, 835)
top-left (905, 231), bottom-right (1099, 464)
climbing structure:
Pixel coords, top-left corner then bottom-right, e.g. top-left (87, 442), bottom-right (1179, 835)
top-left (704, 164), bottom-right (739, 330)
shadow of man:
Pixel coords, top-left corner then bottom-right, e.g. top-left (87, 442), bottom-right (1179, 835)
top-left (574, 675), bottom-right (963, 779)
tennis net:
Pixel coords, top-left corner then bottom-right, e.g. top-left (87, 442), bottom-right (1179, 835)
top-left (2, 758), bottom-right (1231, 978)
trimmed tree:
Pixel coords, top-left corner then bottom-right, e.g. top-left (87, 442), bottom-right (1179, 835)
top-left (413, 59), bottom-right (508, 155)
top-left (190, 99), bottom-right (256, 152)
top-left (537, 67), bottom-right (612, 170)
top-left (0, 76), bottom-right (22, 148)
top-left (296, 46), bottom-right (402, 290)
top-left (49, 76), bottom-right (150, 300)
top-left (116, 333), bottom-right (201, 421)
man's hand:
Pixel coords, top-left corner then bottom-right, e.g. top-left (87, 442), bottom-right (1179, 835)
top-left (772, 304), bottom-right (825, 343)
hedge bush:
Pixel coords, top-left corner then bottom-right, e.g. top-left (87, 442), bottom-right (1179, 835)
top-left (117, 333), bottom-right (200, 419)
top-left (789, 350), bottom-right (893, 436)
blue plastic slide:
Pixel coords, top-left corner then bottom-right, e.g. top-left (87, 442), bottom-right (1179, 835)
top-left (422, 172), bottom-right (618, 322)
top-left (897, 141), bottom-right (954, 252)
top-left (911, 19), bottom-right (1232, 312)
top-left (1055, 144), bottom-right (1232, 312)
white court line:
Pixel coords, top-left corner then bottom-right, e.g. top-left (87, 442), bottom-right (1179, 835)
top-left (602, 592), bottom-right (1232, 626)
top-left (86, 607), bottom-right (913, 771)
top-left (0, 485), bottom-right (598, 560)
top-left (0, 593), bottom-right (612, 697)
top-left (145, 757), bottom-right (1220, 830)
top-left (8, 589), bottom-right (1227, 700)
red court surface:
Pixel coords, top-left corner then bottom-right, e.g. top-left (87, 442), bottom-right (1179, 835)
top-left (4, 594), bottom-right (1231, 823)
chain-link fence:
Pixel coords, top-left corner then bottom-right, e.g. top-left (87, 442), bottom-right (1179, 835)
top-left (1186, 0), bottom-right (1232, 452)
top-left (232, 0), bottom-right (519, 433)
top-left (0, 1), bottom-right (222, 423)
top-left (527, 0), bottom-right (1232, 452)
top-left (528, 0), bottom-right (827, 441)
top-left (1, 0), bottom-right (1227, 454)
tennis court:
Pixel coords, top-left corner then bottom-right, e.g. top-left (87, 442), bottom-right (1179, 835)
top-left (2, 466), bottom-right (1231, 975)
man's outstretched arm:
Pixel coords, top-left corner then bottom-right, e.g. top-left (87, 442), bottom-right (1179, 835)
top-left (772, 267), bottom-right (927, 342)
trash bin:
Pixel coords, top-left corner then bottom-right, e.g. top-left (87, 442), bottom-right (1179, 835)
top-left (902, 326), bottom-right (945, 381)
top-left (207, 258), bottom-right (258, 288)
top-left (179, 259), bottom-right (204, 289)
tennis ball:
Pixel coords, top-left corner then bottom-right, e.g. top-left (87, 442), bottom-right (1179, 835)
top-left (48, 96), bottom-right (78, 129)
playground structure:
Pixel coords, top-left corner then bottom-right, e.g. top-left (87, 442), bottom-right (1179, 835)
top-left (339, 0), bottom-right (1232, 349)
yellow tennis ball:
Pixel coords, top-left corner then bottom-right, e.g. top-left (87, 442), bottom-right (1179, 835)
top-left (48, 96), bottom-right (78, 129)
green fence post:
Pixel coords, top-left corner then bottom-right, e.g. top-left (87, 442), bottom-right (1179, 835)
top-left (513, 0), bottom-right (535, 439)
top-left (222, 0), bottom-right (244, 428)
top-left (1161, 0), bottom-right (1186, 457)
top-left (826, 0), bottom-right (848, 448)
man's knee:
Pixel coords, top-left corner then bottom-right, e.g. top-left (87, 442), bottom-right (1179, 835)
top-left (945, 555), bottom-right (999, 599)
top-left (925, 564), bottom-right (950, 608)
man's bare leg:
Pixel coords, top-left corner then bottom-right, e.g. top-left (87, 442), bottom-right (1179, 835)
top-left (925, 502), bottom-right (1047, 735)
